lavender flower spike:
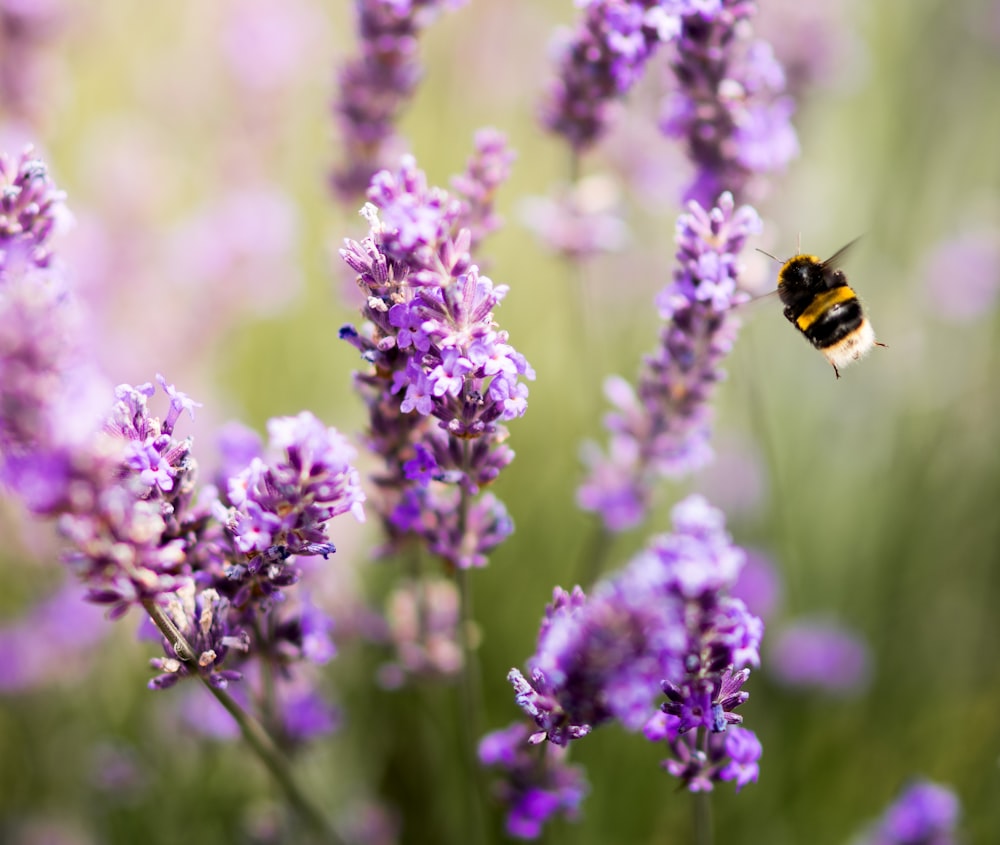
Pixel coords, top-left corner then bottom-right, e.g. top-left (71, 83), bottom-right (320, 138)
top-left (541, 1), bottom-right (683, 152)
top-left (332, 0), bottom-right (468, 200)
top-left (479, 721), bottom-right (588, 840)
top-left (859, 780), bottom-right (961, 845)
top-left (663, 1), bottom-right (799, 205)
top-left (578, 193), bottom-right (761, 532)
top-left (340, 149), bottom-right (530, 570)
top-left (506, 496), bottom-right (762, 807)
top-left (1, 147), bottom-right (68, 269)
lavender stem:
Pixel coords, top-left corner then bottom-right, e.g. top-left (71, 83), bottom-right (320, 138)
top-left (694, 790), bottom-right (713, 845)
top-left (141, 599), bottom-right (344, 843)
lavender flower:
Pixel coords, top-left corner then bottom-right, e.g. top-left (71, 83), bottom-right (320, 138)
top-left (578, 193), bottom-right (760, 532)
top-left (479, 721), bottom-right (588, 840)
top-left (1, 151), bottom-right (365, 718)
top-left (662, 1), bottom-right (799, 205)
top-left (858, 780), bottom-right (961, 845)
top-left (769, 618), bottom-right (872, 696)
top-left (519, 173), bottom-right (630, 260)
top-left (541, 1), bottom-right (683, 152)
top-left (0, 1), bottom-right (64, 125)
top-left (507, 495), bottom-right (761, 790)
top-left (920, 228), bottom-right (1000, 323)
top-left (450, 128), bottom-right (516, 250)
top-left (376, 576), bottom-right (463, 688)
top-left (1, 147), bottom-right (67, 270)
top-left (331, 0), bottom-right (468, 199)
top-left (339, 150), bottom-right (531, 570)
top-left (0, 581), bottom-right (108, 692)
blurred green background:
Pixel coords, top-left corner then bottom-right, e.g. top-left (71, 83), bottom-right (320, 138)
top-left (2, 0), bottom-right (999, 843)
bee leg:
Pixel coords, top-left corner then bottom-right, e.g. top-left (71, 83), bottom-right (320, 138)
top-left (875, 341), bottom-right (888, 349)
top-left (832, 362), bottom-right (841, 379)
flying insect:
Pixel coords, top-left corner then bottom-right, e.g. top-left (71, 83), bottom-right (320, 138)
top-left (764, 239), bottom-right (886, 378)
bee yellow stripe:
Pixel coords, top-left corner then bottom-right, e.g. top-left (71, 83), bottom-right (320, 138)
top-left (795, 286), bottom-right (857, 331)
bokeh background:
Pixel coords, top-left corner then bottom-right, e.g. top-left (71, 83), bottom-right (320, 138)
top-left (2, 1), bottom-right (999, 843)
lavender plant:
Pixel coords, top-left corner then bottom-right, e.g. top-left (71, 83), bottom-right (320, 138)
top-left (483, 496), bottom-right (762, 834)
top-left (578, 193), bottom-right (761, 531)
top-left (339, 142), bottom-right (530, 579)
top-left (0, 149), bottom-right (364, 838)
top-left (331, 0), bottom-right (469, 200)
top-left (662, 0), bottom-right (799, 206)
top-left (857, 780), bottom-right (961, 845)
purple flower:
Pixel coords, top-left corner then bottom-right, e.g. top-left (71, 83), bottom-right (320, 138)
top-left (730, 548), bottom-right (782, 621)
top-left (510, 497), bottom-right (760, 744)
top-left (450, 128), bottom-right (516, 249)
top-left (860, 780), bottom-right (961, 845)
top-left (331, 0), bottom-right (469, 199)
top-left (541, 1), bottom-right (684, 152)
top-left (339, 150), bottom-right (529, 570)
top-left (0, 4), bottom-right (65, 125)
top-left (0, 581), bottom-right (108, 692)
top-left (0, 147), bottom-right (67, 269)
top-left (519, 174), bottom-right (630, 260)
top-left (769, 618), bottom-right (872, 696)
top-left (578, 193), bottom-right (760, 532)
top-left (222, 411), bottom-right (366, 559)
top-left (479, 721), bottom-right (588, 840)
top-left (376, 576), bottom-right (462, 688)
top-left (921, 228), bottom-right (1000, 322)
top-left (662, 1), bottom-right (799, 205)
top-left (507, 496), bottom-right (761, 805)
top-left (149, 584), bottom-right (249, 690)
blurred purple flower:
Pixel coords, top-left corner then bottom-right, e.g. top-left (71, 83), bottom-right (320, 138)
top-left (479, 721), bottom-right (588, 840)
top-left (219, 0), bottom-right (322, 93)
top-left (450, 128), bottom-right (516, 250)
top-left (331, 0), bottom-right (468, 199)
top-left (730, 548), bottom-right (781, 622)
top-left (376, 576), bottom-right (462, 688)
top-left (859, 780), bottom-right (961, 845)
top-left (0, 147), bottom-right (68, 270)
top-left (769, 618), bottom-right (872, 695)
top-left (0, 581), bottom-right (108, 692)
top-left (921, 229), bottom-right (1000, 322)
top-left (519, 173), bottom-right (630, 259)
top-left (0, 0), bottom-right (65, 125)
top-left (662, 1), bottom-right (798, 205)
top-left (578, 193), bottom-right (760, 531)
top-left (541, 0), bottom-right (683, 152)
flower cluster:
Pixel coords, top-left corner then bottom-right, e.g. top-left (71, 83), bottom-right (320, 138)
top-left (0, 151), bottom-right (363, 732)
top-left (578, 193), bottom-right (760, 531)
top-left (541, 1), bottom-right (683, 153)
top-left (0, 2), bottom-right (64, 125)
top-left (449, 128), bottom-right (516, 250)
top-left (339, 149), bottom-right (532, 572)
top-left (662, 0), bottom-right (799, 205)
top-left (331, 0), bottom-right (468, 199)
top-left (1, 147), bottom-right (66, 269)
top-left (494, 495), bottom-right (761, 832)
top-left (860, 780), bottom-right (961, 845)
top-left (479, 721), bottom-right (588, 839)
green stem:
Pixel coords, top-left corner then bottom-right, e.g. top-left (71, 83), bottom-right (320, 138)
top-left (141, 600), bottom-right (344, 844)
top-left (693, 790), bottom-right (713, 845)
top-left (576, 518), bottom-right (613, 588)
top-left (455, 440), bottom-right (490, 845)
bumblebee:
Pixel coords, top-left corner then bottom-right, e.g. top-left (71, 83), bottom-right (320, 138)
top-left (773, 239), bottom-right (885, 378)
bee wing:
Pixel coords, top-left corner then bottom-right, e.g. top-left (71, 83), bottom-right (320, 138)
top-left (820, 236), bottom-right (862, 271)
top-left (733, 287), bottom-right (781, 310)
